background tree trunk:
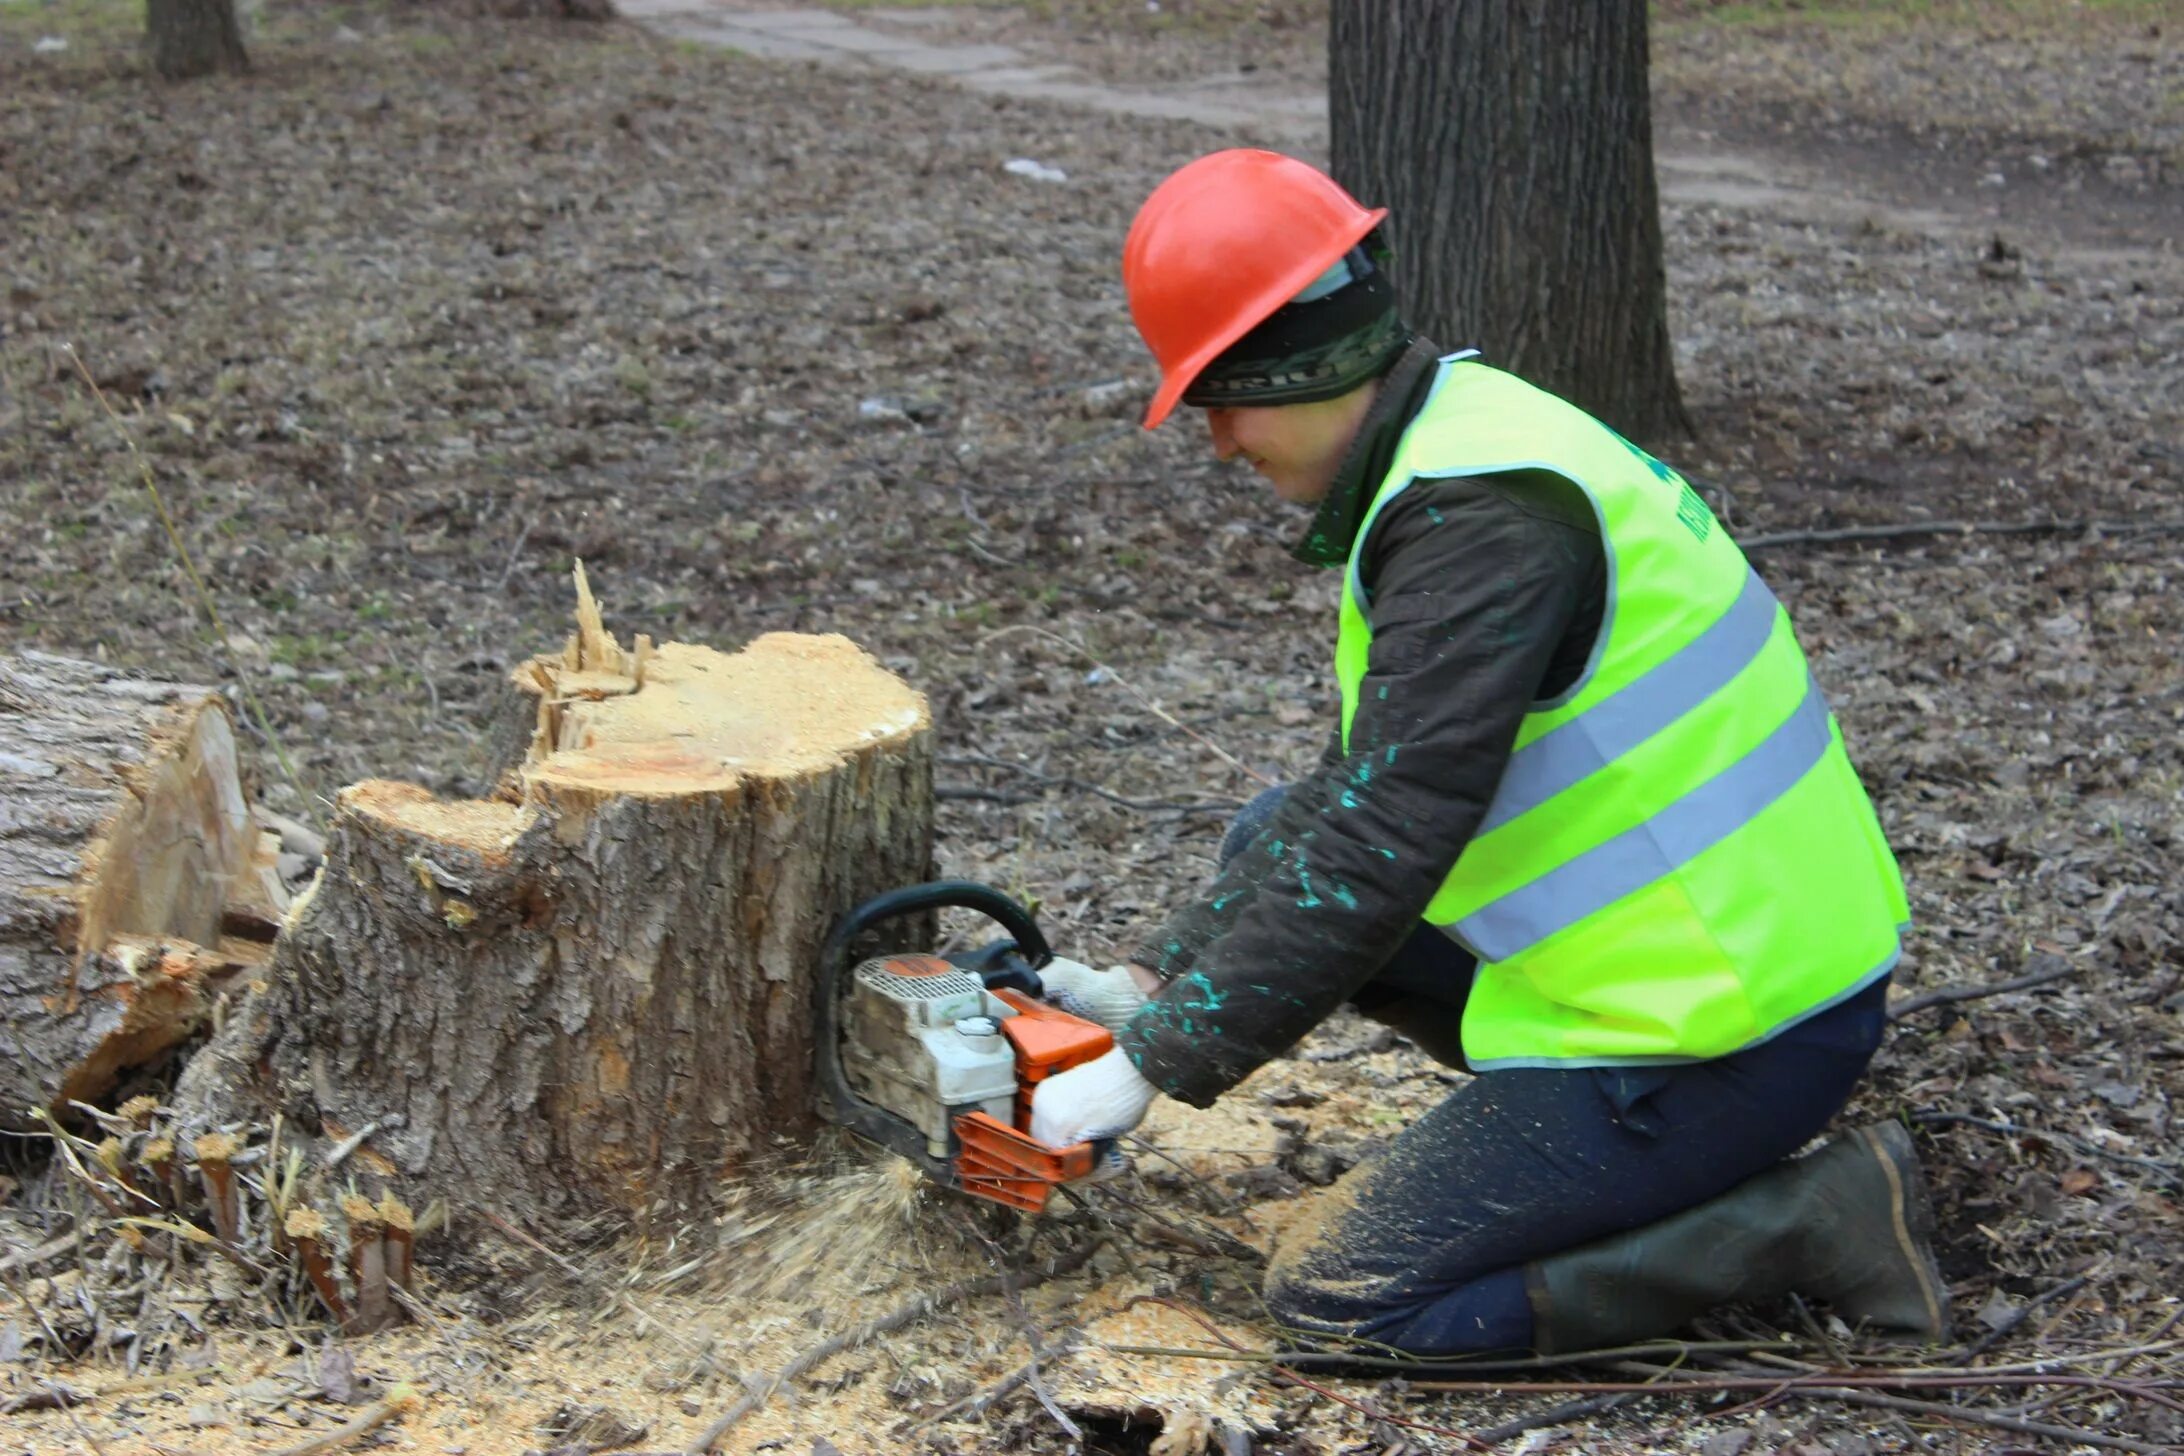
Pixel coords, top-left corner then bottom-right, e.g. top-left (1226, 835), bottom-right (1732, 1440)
top-left (1330, 0), bottom-right (1691, 443)
top-left (177, 585), bottom-right (934, 1230)
top-left (146, 0), bottom-right (248, 81)
top-left (0, 653), bottom-right (282, 1128)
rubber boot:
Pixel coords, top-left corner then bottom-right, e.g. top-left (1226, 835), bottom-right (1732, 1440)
top-left (1526, 1121), bottom-right (1952, 1354)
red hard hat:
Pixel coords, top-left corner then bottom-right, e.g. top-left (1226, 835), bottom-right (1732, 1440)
top-left (1123, 150), bottom-right (1387, 429)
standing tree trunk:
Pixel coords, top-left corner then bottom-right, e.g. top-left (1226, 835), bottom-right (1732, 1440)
top-left (146, 0), bottom-right (249, 81)
top-left (1330, 1), bottom-right (1691, 443)
top-left (177, 572), bottom-right (934, 1230)
top-left (0, 653), bottom-right (283, 1128)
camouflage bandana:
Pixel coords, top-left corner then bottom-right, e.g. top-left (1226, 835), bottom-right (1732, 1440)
top-left (1183, 311), bottom-right (1412, 409)
top-left (1182, 243), bottom-right (1410, 410)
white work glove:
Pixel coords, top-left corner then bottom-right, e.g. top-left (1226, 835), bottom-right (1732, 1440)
top-left (1035, 957), bottom-right (1150, 1032)
top-left (1030, 1045), bottom-right (1158, 1149)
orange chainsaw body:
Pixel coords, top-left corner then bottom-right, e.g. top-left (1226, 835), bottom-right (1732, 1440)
top-left (817, 880), bottom-right (1120, 1216)
top-left (951, 989), bottom-right (1112, 1211)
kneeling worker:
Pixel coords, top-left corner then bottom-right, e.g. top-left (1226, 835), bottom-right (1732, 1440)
top-left (1029, 149), bottom-right (1951, 1357)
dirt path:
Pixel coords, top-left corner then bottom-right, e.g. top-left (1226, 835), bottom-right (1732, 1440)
top-left (623, 0), bottom-right (2179, 272)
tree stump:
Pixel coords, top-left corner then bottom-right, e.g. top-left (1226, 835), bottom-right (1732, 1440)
top-left (0, 652), bottom-right (282, 1128)
top-left (179, 574), bottom-right (934, 1227)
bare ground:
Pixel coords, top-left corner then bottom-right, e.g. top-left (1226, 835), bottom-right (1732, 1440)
top-left (1, 0), bottom-right (2181, 1452)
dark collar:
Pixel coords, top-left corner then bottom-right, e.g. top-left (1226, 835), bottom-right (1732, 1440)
top-left (1290, 336), bottom-right (1446, 568)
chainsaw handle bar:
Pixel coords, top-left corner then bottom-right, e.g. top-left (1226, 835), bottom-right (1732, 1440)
top-left (818, 879), bottom-right (1055, 978)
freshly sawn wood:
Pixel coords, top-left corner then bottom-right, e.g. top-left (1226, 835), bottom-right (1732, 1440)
top-left (0, 652), bottom-right (280, 1128)
top-left (178, 571), bottom-right (936, 1226)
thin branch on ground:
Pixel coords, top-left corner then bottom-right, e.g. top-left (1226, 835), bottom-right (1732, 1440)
top-left (1091, 1182), bottom-right (1266, 1266)
top-left (2105, 1307), bottom-right (2184, 1380)
top-left (682, 1237), bottom-right (1102, 1454)
top-left (978, 624), bottom-right (1275, 788)
top-left (1888, 962), bottom-right (2079, 1020)
top-left (937, 784), bottom-right (1234, 817)
top-left (1910, 1111), bottom-right (2184, 1189)
top-left (1944, 1273), bottom-right (2096, 1363)
top-left (491, 515), bottom-right (536, 591)
top-left (1120, 1131), bottom-right (1263, 1234)
top-left (62, 345), bottom-right (318, 826)
top-left (1142, 1295), bottom-right (1492, 1451)
top-left (0, 1256), bottom-right (69, 1356)
top-left (0, 1383), bottom-right (84, 1416)
top-left (1737, 516), bottom-right (2184, 552)
top-left (1117, 1295), bottom-right (2184, 1454)
top-left (260, 1385), bottom-right (419, 1456)
top-left (968, 1221), bottom-right (1080, 1445)
top-left (0, 1227), bottom-right (80, 1277)
top-left (1398, 1367), bottom-right (2184, 1410)
top-left (942, 750), bottom-right (1243, 818)
top-left (911, 1347), bottom-right (1081, 1430)
top-left (470, 1206), bottom-right (708, 1358)
top-left (1880, 1339), bottom-right (2183, 1377)
top-left (1469, 1393), bottom-right (1638, 1445)
top-left (1805, 1385), bottom-right (2176, 1454)
top-left (1101, 1338), bottom-right (1801, 1372)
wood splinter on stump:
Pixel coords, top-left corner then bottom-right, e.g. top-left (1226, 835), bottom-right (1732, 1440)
top-left (0, 651), bottom-right (287, 1129)
top-left (178, 566), bottom-right (935, 1228)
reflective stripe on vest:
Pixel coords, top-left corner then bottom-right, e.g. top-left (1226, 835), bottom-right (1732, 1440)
top-left (1336, 356), bottom-right (1909, 1068)
top-left (1455, 673), bottom-right (1831, 962)
top-left (1480, 566), bottom-right (1781, 836)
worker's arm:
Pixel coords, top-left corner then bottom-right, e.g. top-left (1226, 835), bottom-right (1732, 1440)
top-left (1116, 473), bottom-right (1601, 1107)
top-left (1120, 736), bottom-right (1341, 986)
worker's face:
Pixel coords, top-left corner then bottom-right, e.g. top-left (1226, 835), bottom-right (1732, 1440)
top-left (1203, 383), bottom-right (1378, 505)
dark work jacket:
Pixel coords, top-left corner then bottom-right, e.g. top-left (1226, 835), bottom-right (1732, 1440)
top-left (1116, 340), bottom-right (1610, 1107)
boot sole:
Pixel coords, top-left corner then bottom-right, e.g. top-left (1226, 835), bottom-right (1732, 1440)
top-left (1855, 1121), bottom-right (1952, 1342)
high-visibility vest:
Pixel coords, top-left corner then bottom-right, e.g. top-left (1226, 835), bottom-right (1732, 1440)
top-left (1336, 356), bottom-right (1909, 1069)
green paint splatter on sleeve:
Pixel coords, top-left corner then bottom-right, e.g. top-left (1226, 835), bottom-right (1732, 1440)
top-left (1134, 971), bottom-right (1230, 1037)
top-left (1295, 864), bottom-right (1322, 910)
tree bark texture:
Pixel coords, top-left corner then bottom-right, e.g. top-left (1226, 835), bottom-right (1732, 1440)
top-left (0, 652), bottom-right (279, 1127)
top-left (145, 0), bottom-right (249, 81)
top-left (1330, 1), bottom-right (1692, 443)
top-left (495, 0), bottom-right (616, 20)
top-left (178, 605), bottom-right (935, 1229)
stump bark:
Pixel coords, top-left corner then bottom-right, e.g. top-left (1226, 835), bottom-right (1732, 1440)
top-left (179, 577), bottom-right (934, 1226)
top-left (0, 652), bottom-right (282, 1128)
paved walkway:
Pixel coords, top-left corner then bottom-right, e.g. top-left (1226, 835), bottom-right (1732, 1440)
top-left (617, 2), bottom-right (1324, 137)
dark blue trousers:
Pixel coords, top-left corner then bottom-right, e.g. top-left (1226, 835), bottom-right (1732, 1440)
top-left (1221, 788), bottom-right (1889, 1355)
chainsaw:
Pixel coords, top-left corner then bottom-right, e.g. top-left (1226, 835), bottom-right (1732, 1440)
top-left (815, 880), bottom-right (1118, 1213)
